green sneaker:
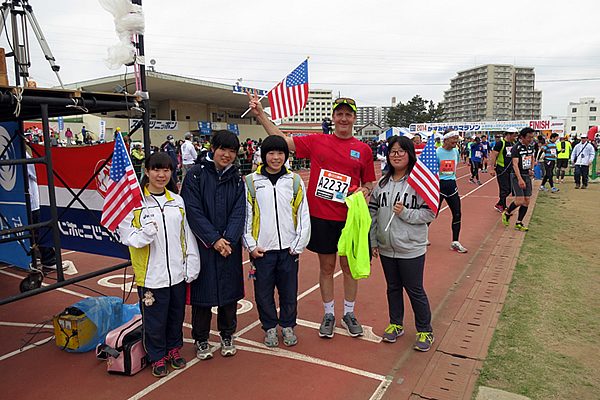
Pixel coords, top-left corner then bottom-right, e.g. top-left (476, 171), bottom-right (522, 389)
top-left (514, 222), bottom-right (529, 232)
top-left (502, 211), bottom-right (511, 226)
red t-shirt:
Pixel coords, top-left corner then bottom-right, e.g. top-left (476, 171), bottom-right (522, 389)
top-left (294, 134), bottom-right (376, 221)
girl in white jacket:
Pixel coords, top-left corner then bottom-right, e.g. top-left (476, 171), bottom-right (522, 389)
top-left (119, 152), bottom-right (200, 378)
top-left (243, 135), bottom-right (310, 348)
top-left (368, 136), bottom-right (436, 352)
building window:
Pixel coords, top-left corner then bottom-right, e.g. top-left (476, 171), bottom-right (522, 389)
top-left (571, 126), bottom-right (576, 131)
top-left (591, 107), bottom-right (597, 112)
top-left (572, 107), bottom-right (577, 113)
top-left (572, 117), bottom-right (577, 122)
top-left (590, 116), bottom-right (597, 121)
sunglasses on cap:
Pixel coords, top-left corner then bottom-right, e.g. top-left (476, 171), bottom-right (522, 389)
top-left (333, 98), bottom-right (357, 112)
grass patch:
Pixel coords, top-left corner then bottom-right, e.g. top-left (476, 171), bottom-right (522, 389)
top-left (476, 185), bottom-right (600, 399)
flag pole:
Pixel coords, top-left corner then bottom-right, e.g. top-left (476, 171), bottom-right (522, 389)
top-left (240, 56), bottom-right (309, 119)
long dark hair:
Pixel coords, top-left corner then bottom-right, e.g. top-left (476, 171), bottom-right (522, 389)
top-left (379, 135), bottom-right (417, 187)
top-left (140, 152), bottom-right (179, 194)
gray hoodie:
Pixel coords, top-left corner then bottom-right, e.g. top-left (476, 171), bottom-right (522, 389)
top-left (368, 174), bottom-right (436, 259)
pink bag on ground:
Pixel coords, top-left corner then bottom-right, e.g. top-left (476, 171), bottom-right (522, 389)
top-left (96, 314), bottom-right (148, 375)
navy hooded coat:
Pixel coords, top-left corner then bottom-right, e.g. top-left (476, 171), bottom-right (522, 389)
top-left (180, 155), bottom-right (246, 307)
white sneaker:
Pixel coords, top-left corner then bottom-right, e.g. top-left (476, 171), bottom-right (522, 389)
top-left (450, 241), bottom-right (468, 253)
top-left (538, 186), bottom-right (549, 191)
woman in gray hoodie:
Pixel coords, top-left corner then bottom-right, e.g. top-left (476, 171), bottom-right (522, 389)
top-left (368, 135), bottom-right (436, 352)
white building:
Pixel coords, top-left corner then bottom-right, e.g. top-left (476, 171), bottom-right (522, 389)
top-left (356, 106), bottom-right (391, 128)
top-left (282, 89), bottom-right (333, 124)
top-left (566, 97), bottom-right (599, 137)
top-left (442, 64), bottom-right (542, 121)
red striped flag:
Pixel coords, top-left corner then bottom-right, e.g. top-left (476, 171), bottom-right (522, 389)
top-left (267, 59), bottom-right (309, 120)
top-left (100, 134), bottom-right (142, 231)
top-left (406, 136), bottom-right (440, 214)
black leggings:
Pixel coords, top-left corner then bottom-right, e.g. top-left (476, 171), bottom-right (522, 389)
top-left (541, 160), bottom-right (556, 188)
top-left (438, 186), bottom-right (462, 242)
top-left (470, 161), bottom-right (481, 180)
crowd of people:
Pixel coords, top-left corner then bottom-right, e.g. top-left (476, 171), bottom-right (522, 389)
top-left (116, 95), bottom-right (598, 378)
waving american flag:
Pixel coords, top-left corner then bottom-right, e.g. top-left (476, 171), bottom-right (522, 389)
top-left (406, 135), bottom-right (440, 214)
top-left (268, 59), bottom-right (309, 120)
top-left (100, 134), bottom-right (142, 231)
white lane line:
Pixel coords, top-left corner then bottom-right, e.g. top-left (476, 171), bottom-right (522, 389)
top-left (439, 177), bottom-right (495, 213)
top-left (0, 336), bottom-right (55, 362)
top-left (129, 335), bottom-right (391, 400)
top-left (0, 270), bottom-right (88, 299)
top-left (370, 379), bottom-right (394, 400)
top-left (295, 319), bottom-right (382, 343)
top-left (0, 321), bottom-right (53, 329)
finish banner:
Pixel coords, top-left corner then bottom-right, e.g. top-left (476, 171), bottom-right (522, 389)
top-left (32, 143), bottom-right (129, 259)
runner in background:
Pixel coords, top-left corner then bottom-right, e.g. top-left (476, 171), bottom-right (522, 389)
top-left (469, 136), bottom-right (484, 185)
top-left (411, 133), bottom-right (426, 157)
top-left (539, 133), bottom-right (559, 193)
top-left (248, 93), bottom-right (376, 339)
top-left (481, 135), bottom-right (490, 173)
top-left (555, 136), bottom-right (572, 184)
top-left (490, 127), bottom-right (518, 212)
top-left (502, 128), bottom-right (536, 231)
top-left (436, 129), bottom-right (468, 253)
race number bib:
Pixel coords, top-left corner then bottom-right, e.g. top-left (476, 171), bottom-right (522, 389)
top-left (315, 169), bottom-right (351, 203)
top-left (522, 155), bottom-right (533, 170)
top-left (475, 151), bottom-right (482, 159)
top-left (550, 148), bottom-right (557, 157)
top-left (440, 160), bottom-right (456, 176)
top-left (506, 146), bottom-right (513, 157)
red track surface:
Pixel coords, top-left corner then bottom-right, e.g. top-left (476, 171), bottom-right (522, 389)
top-left (0, 161), bottom-right (533, 400)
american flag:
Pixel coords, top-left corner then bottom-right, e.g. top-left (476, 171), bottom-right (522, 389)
top-left (100, 134), bottom-right (142, 231)
top-left (406, 135), bottom-right (440, 214)
top-left (267, 59), bottom-right (309, 120)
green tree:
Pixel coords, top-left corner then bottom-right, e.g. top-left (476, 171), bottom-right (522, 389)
top-left (385, 95), bottom-right (444, 127)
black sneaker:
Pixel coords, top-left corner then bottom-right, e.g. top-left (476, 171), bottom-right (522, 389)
top-left (167, 346), bottom-right (186, 369)
top-left (318, 313), bottom-right (335, 338)
top-left (152, 357), bottom-right (169, 378)
top-left (341, 312), bottom-right (364, 337)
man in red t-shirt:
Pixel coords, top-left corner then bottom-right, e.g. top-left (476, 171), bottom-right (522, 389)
top-left (411, 133), bottom-right (426, 157)
top-left (248, 93), bottom-right (376, 340)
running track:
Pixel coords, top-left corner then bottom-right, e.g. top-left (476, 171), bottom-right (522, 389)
top-left (0, 160), bottom-right (534, 400)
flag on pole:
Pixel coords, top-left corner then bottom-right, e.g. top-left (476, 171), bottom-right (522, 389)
top-left (100, 134), bottom-right (142, 231)
top-left (406, 135), bottom-right (440, 214)
top-left (267, 59), bottom-right (309, 120)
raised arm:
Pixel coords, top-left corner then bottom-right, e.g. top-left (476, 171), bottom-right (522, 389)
top-left (247, 92), bottom-right (296, 152)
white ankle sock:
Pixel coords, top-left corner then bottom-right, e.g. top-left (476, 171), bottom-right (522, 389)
top-left (324, 300), bottom-right (334, 316)
top-left (344, 300), bottom-right (355, 315)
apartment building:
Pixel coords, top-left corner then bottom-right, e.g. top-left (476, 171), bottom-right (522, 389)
top-left (442, 64), bottom-right (542, 121)
top-left (566, 97), bottom-right (599, 137)
top-left (356, 106), bottom-right (392, 128)
top-left (281, 89), bottom-right (333, 124)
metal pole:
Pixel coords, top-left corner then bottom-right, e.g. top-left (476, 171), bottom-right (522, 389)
top-left (40, 103), bottom-right (63, 281)
top-left (131, 0), bottom-right (151, 157)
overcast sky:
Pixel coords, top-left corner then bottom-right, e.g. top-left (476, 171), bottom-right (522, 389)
top-left (2, 0), bottom-right (599, 119)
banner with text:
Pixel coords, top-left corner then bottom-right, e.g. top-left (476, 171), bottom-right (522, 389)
top-left (129, 119), bottom-right (178, 130)
top-left (32, 143), bottom-right (130, 259)
top-left (0, 122), bottom-right (31, 269)
top-left (410, 120), bottom-right (565, 134)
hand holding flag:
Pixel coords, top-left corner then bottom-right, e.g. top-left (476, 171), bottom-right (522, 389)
top-left (385, 135), bottom-right (440, 231)
top-left (100, 134), bottom-right (143, 232)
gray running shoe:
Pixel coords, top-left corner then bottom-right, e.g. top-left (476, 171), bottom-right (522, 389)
top-left (281, 327), bottom-right (298, 347)
top-left (341, 312), bottom-right (364, 337)
top-left (195, 340), bottom-right (213, 360)
top-left (220, 336), bottom-right (236, 357)
top-left (318, 313), bottom-right (335, 338)
top-left (264, 327), bottom-right (279, 347)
